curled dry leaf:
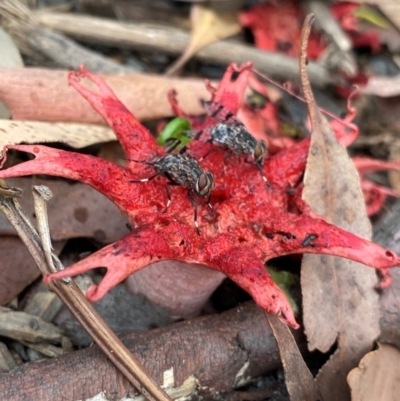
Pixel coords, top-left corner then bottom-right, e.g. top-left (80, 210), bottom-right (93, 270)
top-left (300, 15), bottom-right (380, 401)
top-left (0, 67), bottom-right (210, 123)
top-left (347, 343), bottom-right (400, 401)
top-left (166, 4), bottom-right (241, 75)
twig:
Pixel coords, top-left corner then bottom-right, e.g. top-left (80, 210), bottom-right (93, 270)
top-left (303, 0), bottom-right (357, 76)
top-left (0, 180), bottom-right (172, 401)
top-left (0, 0), bottom-right (140, 74)
top-left (33, 11), bottom-right (336, 86)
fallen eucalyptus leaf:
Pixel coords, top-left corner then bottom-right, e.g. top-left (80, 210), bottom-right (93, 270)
top-left (300, 15), bottom-right (380, 401)
top-left (165, 4), bottom-right (240, 75)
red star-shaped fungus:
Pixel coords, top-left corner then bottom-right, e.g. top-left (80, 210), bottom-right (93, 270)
top-left (0, 64), bottom-right (398, 329)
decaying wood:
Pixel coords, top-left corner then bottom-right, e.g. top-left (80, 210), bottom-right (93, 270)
top-left (34, 11), bottom-right (334, 86)
top-left (23, 290), bottom-right (63, 323)
top-left (0, 67), bottom-right (209, 123)
top-left (19, 341), bottom-right (64, 358)
top-left (0, 310), bottom-right (63, 344)
top-left (0, 342), bottom-right (17, 372)
top-left (0, 302), bottom-right (300, 401)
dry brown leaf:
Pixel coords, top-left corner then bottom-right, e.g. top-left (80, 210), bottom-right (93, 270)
top-left (0, 120), bottom-right (115, 150)
top-left (300, 15), bottom-right (380, 401)
top-left (0, 178), bottom-right (129, 242)
top-left (347, 343), bottom-right (400, 401)
top-left (0, 67), bottom-right (210, 123)
top-left (266, 313), bottom-right (322, 401)
top-left (165, 4), bottom-right (240, 76)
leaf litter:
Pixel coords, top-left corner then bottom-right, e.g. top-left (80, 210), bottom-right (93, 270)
top-left (300, 14), bottom-right (380, 401)
top-left (1, 2), bottom-right (400, 399)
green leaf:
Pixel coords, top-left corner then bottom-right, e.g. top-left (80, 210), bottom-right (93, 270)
top-left (267, 266), bottom-right (299, 316)
top-left (157, 117), bottom-right (192, 148)
top-left (354, 6), bottom-right (389, 29)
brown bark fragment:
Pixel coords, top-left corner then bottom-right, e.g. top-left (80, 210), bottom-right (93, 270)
top-left (0, 311), bottom-right (63, 344)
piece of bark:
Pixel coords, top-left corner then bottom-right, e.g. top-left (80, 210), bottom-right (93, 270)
top-left (26, 347), bottom-right (46, 362)
top-left (0, 120), bottom-right (116, 150)
top-left (61, 336), bottom-right (73, 353)
top-left (0, 342), bottom-right (17, 372)
top-left (20, 341), bottom-right (64, 358)
top-left (35, 11), bottom-right (334, 87)
top-left (23, 290), bottom-right (63, 323)
top-left (0, 302), bottom-right (302, 401)
top-left (0, 311), bottom-right (63, 344)
top-left (0, 67), bottom-right (210, 124)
